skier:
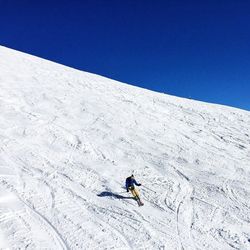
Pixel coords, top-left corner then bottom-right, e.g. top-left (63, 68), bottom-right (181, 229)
top-left (125, 174), bottom-right (143, 206)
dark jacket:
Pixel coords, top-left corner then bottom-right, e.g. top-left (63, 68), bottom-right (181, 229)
top-left (125, 176), bottom-right (141, 191)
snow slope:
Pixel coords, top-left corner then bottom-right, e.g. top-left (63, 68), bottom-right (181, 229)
top-left (0, 45), bottom-right (250, 250)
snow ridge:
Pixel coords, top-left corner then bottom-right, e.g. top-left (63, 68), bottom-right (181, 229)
top-left (0, 45), bottom-right (250, 249)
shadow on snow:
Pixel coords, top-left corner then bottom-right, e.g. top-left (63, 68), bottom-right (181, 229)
top-left (97, 191), bottom-right (134, 200)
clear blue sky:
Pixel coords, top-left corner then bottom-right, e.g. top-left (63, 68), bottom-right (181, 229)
top-left (0, 0), bottom-right (249, 111)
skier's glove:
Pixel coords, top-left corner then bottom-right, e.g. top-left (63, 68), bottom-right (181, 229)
top-left (127, 189), bottom-right (129, 192)
top-left (138, 184), bottom-right (142, 186)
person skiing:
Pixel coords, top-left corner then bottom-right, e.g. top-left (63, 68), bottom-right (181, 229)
top-left (125, 174), bottom-right (143, 206)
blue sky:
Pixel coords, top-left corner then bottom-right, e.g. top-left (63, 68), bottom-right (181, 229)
top-left (0, 0), bottom-right (249, 111)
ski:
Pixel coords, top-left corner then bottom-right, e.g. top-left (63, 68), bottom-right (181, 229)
top-left (134, 195), bottom-right (144, 206)
top-left (138, 200), bottom-right (144, 206)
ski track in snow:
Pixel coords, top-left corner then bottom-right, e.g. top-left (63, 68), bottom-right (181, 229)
top-left (0, 45), bottom-right (250, 249)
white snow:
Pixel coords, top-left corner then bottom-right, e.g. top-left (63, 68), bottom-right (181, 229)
top-left (0, 45), bottom-right (250, 250)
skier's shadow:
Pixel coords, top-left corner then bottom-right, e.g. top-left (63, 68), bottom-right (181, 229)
top-left (97, 191), bottom-right (134, 200)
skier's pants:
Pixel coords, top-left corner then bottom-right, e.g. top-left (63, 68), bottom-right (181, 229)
top-left (128, 187), bottom-right (139, 199)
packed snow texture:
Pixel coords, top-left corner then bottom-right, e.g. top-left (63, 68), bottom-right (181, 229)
top-left (0, 45), bottom-right (250, 250)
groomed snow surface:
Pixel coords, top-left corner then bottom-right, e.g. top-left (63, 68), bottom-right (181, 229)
top-left (0, 45), bottom-right (250, 250)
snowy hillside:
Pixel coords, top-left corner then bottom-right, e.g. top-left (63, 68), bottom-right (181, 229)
top-left (0, 45), bottom-right (250, 250)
